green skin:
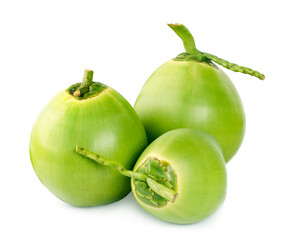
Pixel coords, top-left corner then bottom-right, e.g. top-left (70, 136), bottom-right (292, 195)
top-left (135, 60), bottom-right (245, 162)
top-left (75, 128), bottom-right (227, 224)
top-left (134, 24), bottom-right (264, 162)
top-left (131, 129), bottom-right (227, 224)
top-left (30, 70), bottom-right (147, 207)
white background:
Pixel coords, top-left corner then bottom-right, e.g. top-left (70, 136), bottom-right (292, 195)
top-left (1, 0), bottom-right (295, 239)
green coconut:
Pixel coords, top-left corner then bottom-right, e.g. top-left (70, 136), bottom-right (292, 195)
top-left (30, 69), bottom-right (147, 207)
top-left (76, 129), bottom-right (227, 224)
top-left (134, 24), bottom-right (264, 162)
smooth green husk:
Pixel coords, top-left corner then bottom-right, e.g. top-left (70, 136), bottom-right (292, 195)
top-left (135, 24), bottom-right (264, 162)
top-left (135, 60), bottom-right (245, 162)
top-left (132, 129), bottom-right (227, 224)
top-left (30, 71), bottom-right (147, 207)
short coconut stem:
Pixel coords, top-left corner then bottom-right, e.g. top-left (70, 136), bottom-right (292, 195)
top-left (75, 146), bottom-right (178, 203)
top-left (168, 23), bottom-right (265, 80)
top-left (73, 69), bottom-right (94, 97)
top-left (168, 23), bottom-right (205, 62)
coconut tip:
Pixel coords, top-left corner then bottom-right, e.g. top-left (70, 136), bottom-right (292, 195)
top-left (167, 23), bottom-right (183, 28)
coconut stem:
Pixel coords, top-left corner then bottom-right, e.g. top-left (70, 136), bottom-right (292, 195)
top-left (75, 146), bottom-right (178, 203)
top-left (73, 69), bottom-right (94, 97)
top-left (168, 23), bottom-right (265, 80)
top-left (168, 23), bottom-right (206, 62)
